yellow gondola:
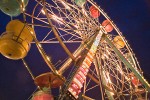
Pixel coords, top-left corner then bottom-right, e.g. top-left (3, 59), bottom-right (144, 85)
top-left (0, 20), bottom-right (34, 60)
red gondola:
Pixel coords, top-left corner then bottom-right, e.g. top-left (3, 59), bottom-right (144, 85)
top-left (89, 6), bottom-right (100, 18)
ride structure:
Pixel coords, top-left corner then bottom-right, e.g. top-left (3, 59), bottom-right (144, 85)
top-left (0, 0), bottom-right (149, 100)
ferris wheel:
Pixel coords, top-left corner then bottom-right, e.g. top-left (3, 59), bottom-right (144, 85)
top-left (0, 0), bottom-right (149, 100)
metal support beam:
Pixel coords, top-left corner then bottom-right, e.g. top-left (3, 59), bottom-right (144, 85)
top-left (58, 44), bottom-right (84, 74)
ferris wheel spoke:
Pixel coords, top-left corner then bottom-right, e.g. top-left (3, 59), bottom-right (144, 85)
top-left (41, 30), bottom-right (52, 42)
top-left (85, 84), bottom-right (99, 92)
top-left (27, 23), bottom-right (50, 28)
top-left (25, 13), bottom-right (49, 25)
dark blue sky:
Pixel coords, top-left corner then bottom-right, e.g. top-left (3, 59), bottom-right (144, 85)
top-left (0, 0), bottom-right (150, 100)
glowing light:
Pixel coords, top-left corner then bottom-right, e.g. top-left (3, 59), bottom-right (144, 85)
top-left (103, 71), bottom-right (112, 84)
top-left (73, 78), bottom-right (83, 88)
top-left (110, 92), bottom-right (114, 95)
top-left (78, 71), bottom-right (86, 79)
top-left (72, 91), bottom-right (77, 95)
top-left (75, 74), bottom-right (84, 83)
top-left (38, 43), bottom-right (42, 48)
top-left (20, 4), bottom-right (25, 12)
top-left (90, 45), bottom-right (97, 53)
top-left (41, 9), bottom-right (45, 15)
top-left (30, 31), bottom-right (34, 35)
top-left (101, 55), bottom-right (105, 59)
top-left (79, 19), bottom-right (84, 23)
top-left (46, 56), bottom-right (50, 61)
top-left (82, 8), bottom-right (88, 16)
top-left (116, 65), bottom-right (129, 80)
top-left (86, 54), bottom-right (93, 62)
top-left (106, 49), bottom-right (111, 55)
top-left (87, 51), bottom-right (94, 58)
top-left (74, 24), bottom-right (79, 28)
top-left (84, 59), bottom-right (91, 66)
top-left (21, 5), bottom-right (25, 11)
top-left (72, 83), bottom-right (79, 89)
top-left (82, 61), bottom-right (90, 69)
top-left (50, 14), bottom-right (64, 24)
top-left (85, 57), bottom-right (92, 64)
top-left (75, 95), bottom-right (78, 99)
top-left (106, 72), bottom-right (112, 84)
top-left (117, 65), bottom-right (123, 74)
top-left (75, 20), bottom-right (80, 24)
top-left (60, 1), bottom-right (70, 9)
top-left (68, 87), bottom-right (73, 92)
top-left (81, 64), bottom-right (87, 69)
top-left (103, 53), bottom-right (109, 59)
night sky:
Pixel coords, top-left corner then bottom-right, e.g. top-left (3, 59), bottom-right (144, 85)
top-left (0, 0), bottom-right (150, 100)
